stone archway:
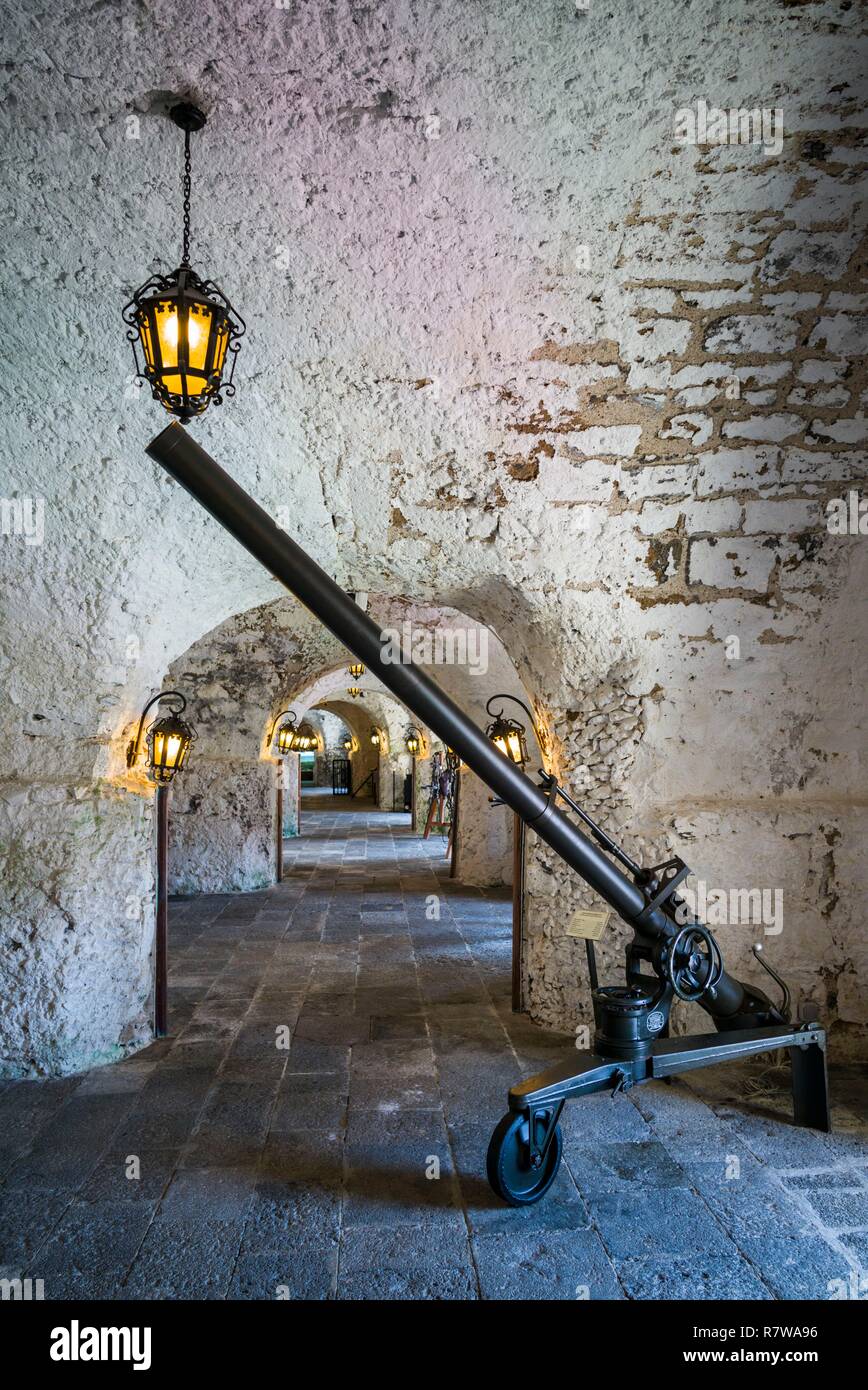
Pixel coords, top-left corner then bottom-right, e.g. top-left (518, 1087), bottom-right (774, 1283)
top-left (161, 592), bottom-right (538, 890)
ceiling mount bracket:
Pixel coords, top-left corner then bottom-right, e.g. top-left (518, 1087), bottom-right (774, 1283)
top-left (169, 101), bottom-right (207, 133)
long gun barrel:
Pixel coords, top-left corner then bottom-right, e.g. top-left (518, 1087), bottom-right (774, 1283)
top-left (145, 423), bottom-right (777, 1028)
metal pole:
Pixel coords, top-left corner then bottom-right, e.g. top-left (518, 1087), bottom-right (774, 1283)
top-left (154, 783), bottom-right (169, 1037)
top-left (512, 812), bottom-right (525, 1012)
top-left (144, 423), bottom-right (753, 1022)
top-left (449, 767), bottom-right (460, 879)
top-left (276, 767), bottom-right (284, 882)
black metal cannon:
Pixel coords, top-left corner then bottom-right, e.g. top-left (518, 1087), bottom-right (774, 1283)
top-left (145, 423), bottom-right (831, 1206)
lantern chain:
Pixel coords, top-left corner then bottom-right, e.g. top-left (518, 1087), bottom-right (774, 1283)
top-left (181, 127), bottom-right (192, 266)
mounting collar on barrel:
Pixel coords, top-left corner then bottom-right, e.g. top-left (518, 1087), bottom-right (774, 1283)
top-left (634, 857), bottom-right (693, 927)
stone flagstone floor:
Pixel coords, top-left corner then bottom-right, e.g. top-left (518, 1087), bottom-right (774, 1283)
top-left (1, 795), bottom-right (866, 1300)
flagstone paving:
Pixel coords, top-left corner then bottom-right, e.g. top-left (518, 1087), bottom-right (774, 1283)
top-left (1, 795), bottom-right (866, 1300)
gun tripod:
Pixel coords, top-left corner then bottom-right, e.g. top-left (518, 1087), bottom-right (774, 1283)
top-left (487, 1009), bottom-right (829, 1205)
top-left (486, 777), bottom-right (831, 1206)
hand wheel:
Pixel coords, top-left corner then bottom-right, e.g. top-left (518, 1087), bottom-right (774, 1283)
top-left (663, 924), bottom-right (723, 1002)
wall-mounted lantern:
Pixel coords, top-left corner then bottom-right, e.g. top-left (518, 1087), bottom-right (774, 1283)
top-left (405, 726), bottom-right (422, 756)
top-left (268, 709), bottom-right (298, 888)
top-left (125, 688), bottom-right (195, 1040)
top-left (347, 662), bottom-right (365, 680)
top-left (269, 709), bottom-right (299, 756)
top-left (293, 723), bottom-right (319, 752)
top-left (346, 686), bottom-right (363, 699)
top-left (127, 689), bottom-right (196, 784)
top-left (370, 727), bottom-right (381, 748)
top-left (484, 695), bottom-right (534, 767)
top-left (122, 102), bottom-right (245, 423)
top-left (342, 734), bottom-right (354, 752)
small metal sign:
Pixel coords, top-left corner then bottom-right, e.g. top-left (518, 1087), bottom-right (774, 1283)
top-left (566, 908), bottom-right (611, 940)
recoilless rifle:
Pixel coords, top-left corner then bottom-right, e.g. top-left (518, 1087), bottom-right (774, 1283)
top-left (145, 423), bottom-right (831, 1206)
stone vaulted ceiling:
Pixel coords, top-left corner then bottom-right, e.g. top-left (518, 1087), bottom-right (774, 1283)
top-left (3, 0), bottom-right (864, 767)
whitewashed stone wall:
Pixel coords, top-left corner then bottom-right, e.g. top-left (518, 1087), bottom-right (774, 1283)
top-left (456, 770), bottom-right (514, 889)
top-left (281, 753), bottom-right (299, 838)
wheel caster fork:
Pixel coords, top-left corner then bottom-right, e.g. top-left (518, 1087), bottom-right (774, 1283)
top-left (526, 1100), bottom-right (564, 1168)
top-left (486, 1101), bottom-right (565, 1206)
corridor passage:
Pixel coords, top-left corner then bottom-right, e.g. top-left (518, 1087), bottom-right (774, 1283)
top-left (1, 803), bottom-right (866, 1300)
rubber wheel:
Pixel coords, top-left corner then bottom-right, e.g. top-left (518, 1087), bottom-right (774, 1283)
top-left (486, 1109), bottom-right (563, 1206)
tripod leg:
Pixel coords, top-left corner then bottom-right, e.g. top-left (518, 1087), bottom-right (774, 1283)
top-left (658, 1015), bottom-right (673, 1085)
top-left (790, 1037), bottom-right (831, 1132)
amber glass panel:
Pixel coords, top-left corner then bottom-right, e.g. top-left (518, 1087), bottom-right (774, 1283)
top-left (506, 730), bottom-right (526, 764)
top-left (151, 730), bottom-right (185, 772)
top-left (186, 304), bottom-right (213, 371)
top-left (277, 725), bottom-right (295, 754)
top-left (183, 371), bottom-right (208, 398)
top-left (154, 303), bottom-right (180, 369)
top-left (160, 374), bottom-right (184, 398)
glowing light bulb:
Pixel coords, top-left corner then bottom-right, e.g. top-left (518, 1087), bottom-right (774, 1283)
top-left (163, 313), bottom-right (201, 349)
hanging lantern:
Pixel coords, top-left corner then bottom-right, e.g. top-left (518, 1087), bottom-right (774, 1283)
top-left (127, 689), bottom-right (195, 785)
top-left (405, 726), bottom-right (421, 756)
top-left (122, 103), bottom-right (245, 423)
top-left (347, 662), bottom-right (365, 680)
top-left (346, 686), bottom-right (363, 699)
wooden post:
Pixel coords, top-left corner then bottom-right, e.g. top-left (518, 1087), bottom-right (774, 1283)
top-left (154, 783), bottom-right (169, 1038)
top-left (411, 756), bottom-right (417, 831)
top-left (276, 765), bottom-right (284, 883)
top-left (511, 811), bottom-right (525, 1013)
top-left (449, 766), bottom-right (460, 878)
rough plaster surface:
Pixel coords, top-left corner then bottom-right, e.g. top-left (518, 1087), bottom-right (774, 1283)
top-left (169, 762), bottom-right (276, 895)
top-left (0, 786), bottom-right (154, 1077)
top-left (456, 769), bottom-right (514, 889)
top-left (281, 750), bottom-right (299, 836)
top-left (0, 1), bottom-right (865, 1072)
